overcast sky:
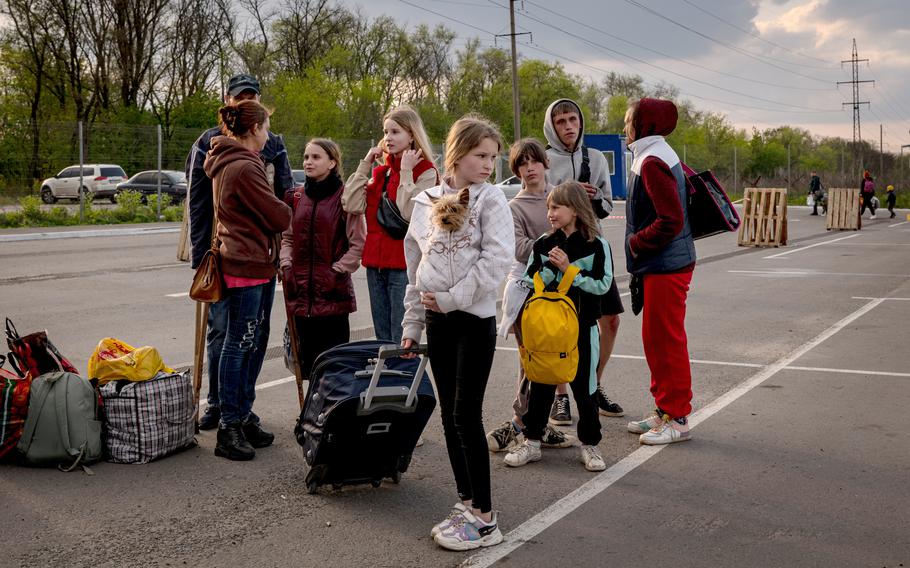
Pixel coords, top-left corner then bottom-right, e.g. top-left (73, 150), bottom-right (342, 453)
top-left (351, 0), bottom-right (910, 152)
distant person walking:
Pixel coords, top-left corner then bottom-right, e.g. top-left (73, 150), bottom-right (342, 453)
top-left (808, 171), bottom-right (825, 216)
top-left (860, 170), bottom-right (877, 219)
top-left (886, 185), bottom-right (897, 218)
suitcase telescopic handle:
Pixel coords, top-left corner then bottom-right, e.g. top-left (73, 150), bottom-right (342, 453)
top-left (363, 344), bottom-right (429, 411)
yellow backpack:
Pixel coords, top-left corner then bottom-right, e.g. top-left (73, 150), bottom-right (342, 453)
top-left (519, 265), bottom-right (580, 385)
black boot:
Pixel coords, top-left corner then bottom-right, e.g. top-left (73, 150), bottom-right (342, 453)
top-left (198, 406), bottom-right (220, 431)
top-left (242, 420), bottom-right (275, 449)
top-left (215, 423), bottom-right (255, 461)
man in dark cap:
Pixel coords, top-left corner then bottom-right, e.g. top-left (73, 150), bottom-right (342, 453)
top-left (185, 73), bottom-right (294, 433)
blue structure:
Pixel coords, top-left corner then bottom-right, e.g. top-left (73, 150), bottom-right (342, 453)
top-left (584, 134), bottom-right (629, 199)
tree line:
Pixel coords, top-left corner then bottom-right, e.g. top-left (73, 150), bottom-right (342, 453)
top-left (0, 0), bottom-right (903, 196)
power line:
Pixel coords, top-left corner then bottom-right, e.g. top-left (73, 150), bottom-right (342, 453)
top-left (517, 41), bottom-right (841, 116)
top-left (522, 0), bottom-right (831, 92)
top-left (679, 0), bottom-right (836, 68)
top-left (622, 0), bottom-right (833, 84)
top-left (401, 0), bottom-right (841, 117)
top-left (506, 3), bottom-right (840, 112)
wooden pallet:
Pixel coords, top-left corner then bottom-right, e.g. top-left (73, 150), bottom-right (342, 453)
top-left (737, 188), bottom-right (788, 247)
top-left (826, 188), bottom-right (862, 230)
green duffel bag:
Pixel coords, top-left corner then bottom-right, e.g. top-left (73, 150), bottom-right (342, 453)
top-left (17, 371), bottom-right (102, 472)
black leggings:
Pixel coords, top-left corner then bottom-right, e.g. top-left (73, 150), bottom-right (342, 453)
top-left (426, 310), bottom-right (497, 513)
top-left (523, 324), bottom-right (602, 446)
top-left (295, 314), bottom-right (350, 378)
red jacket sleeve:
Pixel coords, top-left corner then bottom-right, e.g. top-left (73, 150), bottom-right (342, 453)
top-left (629, 157), bottom-right (684, 257)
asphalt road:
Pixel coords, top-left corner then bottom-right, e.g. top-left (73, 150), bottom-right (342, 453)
top-left (1, 207), bottom-right (908, 568)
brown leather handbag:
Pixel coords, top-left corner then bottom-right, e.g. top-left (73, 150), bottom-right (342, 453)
top-left (189, 199), bottom-right (225, 303)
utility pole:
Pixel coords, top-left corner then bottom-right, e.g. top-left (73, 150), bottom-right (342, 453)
top-left (838, 39), bottom-right (873, 178)
top-left (497, 1), bottom-right (530, 143)
top-left (880, 124), bottom-right (884, 179)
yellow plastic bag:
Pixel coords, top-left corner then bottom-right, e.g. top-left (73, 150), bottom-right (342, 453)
top-left (87, 337), bottom-right (174, 385)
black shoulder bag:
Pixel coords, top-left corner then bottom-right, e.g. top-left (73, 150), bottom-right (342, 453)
top-left (376, 170), bottom-right (409, 240)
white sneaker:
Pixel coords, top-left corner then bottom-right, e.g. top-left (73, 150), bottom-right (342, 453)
top-left (870, 214), bottom-right (877, 219)
top-left (627, 410), bottom-right (663, 434)
top-left (434, 510), bottom-right (503, 551)
top-left (639, 417), bottom-right (691, 445)
top-left (580, 445), bottom-right (606, 472)
top-left (430, 502), bottom-right (468, 537)
top-left (503, 438), bottom-right (542, 467)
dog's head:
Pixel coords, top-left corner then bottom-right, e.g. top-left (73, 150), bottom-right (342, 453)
top-left (430, 187), bottom-right (471, 232)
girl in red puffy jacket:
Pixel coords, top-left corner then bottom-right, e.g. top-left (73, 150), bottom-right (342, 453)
top-left (342, 105), bottom-right (438, 344)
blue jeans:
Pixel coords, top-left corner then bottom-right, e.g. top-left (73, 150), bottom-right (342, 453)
top-left (366, 267), bottom-right (408, 344)
top-left (217, 279), bottom-right (275, 426)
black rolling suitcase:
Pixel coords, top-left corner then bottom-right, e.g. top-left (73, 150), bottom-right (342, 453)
top-left (294, 340), bottom-right (435, 493)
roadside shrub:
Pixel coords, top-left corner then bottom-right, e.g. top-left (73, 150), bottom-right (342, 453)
top-left (146, 193), bottom-right (173, 214)
top-left (20, 195), bottom-right (45, 224)
top-left (162, 205), bottom-right (183, 222)
top-left (115, 190), bottom-right (143, 219)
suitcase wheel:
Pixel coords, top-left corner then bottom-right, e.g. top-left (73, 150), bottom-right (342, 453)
top-left (370, 479), bottom-right (382, 488)
top-left (390, 470), bottom-right (402, 484)
top-left (307, 481), bottom-right (320, 494)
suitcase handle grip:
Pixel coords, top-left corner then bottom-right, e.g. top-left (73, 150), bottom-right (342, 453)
top-left (364, 344), bottom-right (429, 411)
top-left (377, 344), bottom-right (428, 359)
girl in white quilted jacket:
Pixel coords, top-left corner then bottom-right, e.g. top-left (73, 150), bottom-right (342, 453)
top-left (401, 115), bottom-right (514, 551)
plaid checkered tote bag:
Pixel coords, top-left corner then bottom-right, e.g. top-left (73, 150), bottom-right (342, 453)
top-left (99, 371), bottom-right (196, 464)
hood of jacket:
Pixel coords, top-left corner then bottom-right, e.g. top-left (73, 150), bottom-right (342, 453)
top-left (203, 136), bottom-right (261, 179)
top-left (633, 98), bottom-right (678, 139)
top-left (543, 98), bottom-right (585, 154)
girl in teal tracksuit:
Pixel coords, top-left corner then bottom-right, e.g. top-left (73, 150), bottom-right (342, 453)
top-left (503, 181), bottom-right (612, 472)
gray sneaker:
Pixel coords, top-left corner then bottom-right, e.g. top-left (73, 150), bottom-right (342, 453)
top-left (549, 394), bottom-right (572, 426)
top-left (540, 424), bottom-right (575, 448)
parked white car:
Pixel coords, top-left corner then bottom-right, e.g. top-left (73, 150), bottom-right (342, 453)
top-left (40, 164), bottom-right (128, 204)
top-left (495, 175), bottom-right (523, 200)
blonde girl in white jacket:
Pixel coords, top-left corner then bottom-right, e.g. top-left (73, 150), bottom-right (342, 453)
top-left (401, 115), bottom-right (514, 551)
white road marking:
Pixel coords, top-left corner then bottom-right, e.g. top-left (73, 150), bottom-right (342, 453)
top-left (199, 375), bottom-right (296, 410)
top-left (167, 283), bottom-right (283, 298)
top-left (888, 221), bottom-right (908, 228)
top-left (0, 227), bottom-right (180, 242)
top-left (463, 298), bottom-right (885, 568)
top-left (762, 233), bottom-right (860, 259)
top-left (785, 366), bottom-right (910, 378)
top-left (852, 296), bottom-right (910, 301)
top-left (729, 270), bottom-right (910, 278)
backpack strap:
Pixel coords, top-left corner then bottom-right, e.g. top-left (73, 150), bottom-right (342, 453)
top-left (557, 265), bottom-right (581, 295)
top-left (52, 374), bottom-right (92, 472)
top-left (578, 146), bottom-right (591, 184)
top-left (18, 374), bottom-right (55, 454)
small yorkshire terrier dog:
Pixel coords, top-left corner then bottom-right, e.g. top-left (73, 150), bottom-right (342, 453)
top-left (430, 187), bottom-right (471, 232)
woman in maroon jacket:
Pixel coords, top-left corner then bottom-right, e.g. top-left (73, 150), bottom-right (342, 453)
top-left (203, 99), bottom-right (292, 461)
top-left (280, 139), bottom-right (366, 378)
top-left (342, 105), bottom-right (438, 344)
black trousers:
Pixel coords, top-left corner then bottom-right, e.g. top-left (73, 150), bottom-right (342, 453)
top-left (426, 310), bottom-right (497, 513)
top-left (295, 314), bottom-right (350, 378)
top-left (523, 324), bottom-right (603, 446)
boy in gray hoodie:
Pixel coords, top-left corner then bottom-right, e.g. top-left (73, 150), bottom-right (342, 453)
top-left (543, 98), bottom-right (625, 424)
